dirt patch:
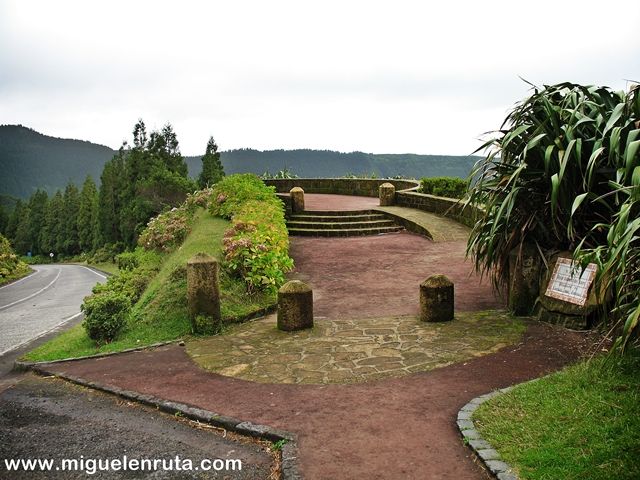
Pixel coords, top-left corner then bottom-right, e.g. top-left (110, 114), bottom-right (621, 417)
top-left (41, 321), bottom-right (594, 480)
top-left (289, 233), bottom-right (503, 319)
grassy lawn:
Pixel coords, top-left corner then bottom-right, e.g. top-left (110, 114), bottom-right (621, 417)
top-left (473, 352), bottom-right (640, 480)
top-left (23, 209), bottom-right (275, 362)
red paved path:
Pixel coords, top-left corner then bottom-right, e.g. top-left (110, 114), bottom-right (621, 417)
top-left (44, 324), bottom-right (591, 480)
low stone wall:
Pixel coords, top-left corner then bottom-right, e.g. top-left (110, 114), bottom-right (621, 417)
top-left (266, 178), bottom-right (483, 228)
top-left (264, 178), bottom-right (420, 197)
top-left (395, 191), bottom-right (482, 228)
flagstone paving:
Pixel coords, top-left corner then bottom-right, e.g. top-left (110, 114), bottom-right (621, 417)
top-left (187, 310), bottom-right (525, 384)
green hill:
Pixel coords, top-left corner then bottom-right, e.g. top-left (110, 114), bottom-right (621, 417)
top-left (0, 125), bottom-right (116, 198)
top-left (1, 125), bottom-right (479, 198)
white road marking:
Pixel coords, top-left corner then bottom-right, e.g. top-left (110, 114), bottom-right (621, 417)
top-left (0, 311), bottom-right (83, 357)
top-left (0, 268), bottom-right (61, 311)
top-left (80, 265), bottom-right (108, 279)
top-left (0, 268), bottom-right (39, 290)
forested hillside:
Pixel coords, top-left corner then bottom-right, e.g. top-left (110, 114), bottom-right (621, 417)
top-left (1, 125), bottom-right (478, 199)
top-left (0, 125), bottom-right (115, 197)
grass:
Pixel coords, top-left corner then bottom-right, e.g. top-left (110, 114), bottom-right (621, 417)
top-left (85, 261), bottom-right (119, 276)
top-left (473, 352), bottom-right (640, 480)
top-left (23, 209), bottom-right (276, 362)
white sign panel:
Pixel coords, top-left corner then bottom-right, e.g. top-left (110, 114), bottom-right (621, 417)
top-left (545, 257), bottom-right (597, 307)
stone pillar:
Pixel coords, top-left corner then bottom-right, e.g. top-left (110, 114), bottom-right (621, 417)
top-left (508, 244), bottom-right (541, 316)
top-left (379, 182), bottom-right (395, 206)
top-left (187, 253), bottom-right (221, 332)
top-left (278, 280), bottom-right (313, 331)
top-left (290, 187), bottom-right (305, 213)
top-left (420, 274), bottom-right (454, 322)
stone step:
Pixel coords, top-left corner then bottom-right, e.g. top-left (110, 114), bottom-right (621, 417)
top-left (287, 225), bottom-right (404, 237)
top-left (289, 213), bottom-right (387, 223)
top-left (287, 219), bottom-right (396, 230)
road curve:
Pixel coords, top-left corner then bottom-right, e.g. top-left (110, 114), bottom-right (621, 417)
top-left (0, 264), bottom-right (106, 356)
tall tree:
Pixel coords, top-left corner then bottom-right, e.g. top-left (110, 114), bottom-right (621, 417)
top-left (28, 189), bottom-right (48, 254)
top-left (0, 204), bottom-right (9, 236)
top-left (98, 150), bottom-right (126, 245)
top-left (41, 191), bottom-right (64, 254)
top-left (13, 206), bottom-right (32, 254)
top-left (5, 199), bottom-right (25, 242)
top-left (198, 136), bottom-right (225, 188)
top-left (78, 176), bottom-right (99, 252)
top-left (62, 182), bottom-right (80, 254)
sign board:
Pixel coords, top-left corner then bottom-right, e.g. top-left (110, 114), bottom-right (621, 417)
top-left (544, 257), bottom-right (597, 307)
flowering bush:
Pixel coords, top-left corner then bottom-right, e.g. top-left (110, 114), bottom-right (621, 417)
top-left (138, 206), bottom-right (192, 252)
top-left (212, 175), bottom-right (294, 294)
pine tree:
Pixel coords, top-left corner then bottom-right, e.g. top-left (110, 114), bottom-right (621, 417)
top-left (98, 151), bottom-right (126, 246)
top-left (5, 200), bottom-right (25, 242)
top-left (41, 191), bottom-right (64, 254)
top-left (62, 182), bottom-right (81, 254)
top-left (28, 189), bottom-right (48, 254)
top-left (13, 206), bottom-right (32, 254)
top-left (198, 137), bottom-right (225, 188)
top-left (0, 204), bottom-right (8, 236)
top-left (78, 176), bottom-right (99, 252)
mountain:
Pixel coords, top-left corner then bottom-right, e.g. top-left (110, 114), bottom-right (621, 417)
top-left (1, 125), bottom-right (479, 198)
top-left (0, 125), bottom-right (116, 198)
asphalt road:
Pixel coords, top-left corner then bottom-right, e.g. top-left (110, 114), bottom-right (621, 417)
top-left (0, 375), bottom-right (274, 479)
top-left (0, 264), bottom-right (106, 357)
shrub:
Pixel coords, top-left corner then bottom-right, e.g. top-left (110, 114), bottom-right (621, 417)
top-left (467, 82), bottom-right (639, 348)
top-left (138, 206), bottom-right (192, 252)
top-left (81, 291), bottom-right (130, 343)
top-left (420, 177), bottom-right (467, 199)
top-left (211, 174), bottom-right (294, 294)
top-left (0, 234), bottom-right (30, 281)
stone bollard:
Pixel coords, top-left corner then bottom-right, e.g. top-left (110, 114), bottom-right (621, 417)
top-left (290, 187), bottom-right (305, 213)
top-left (187, 253), bottom-right (221, 333)
top-left (278, 280), bottom-right (313, 331)
top-left (420, 274), bottom-right (454, 322)
top-left (379, 182), bottom-right (395, 206)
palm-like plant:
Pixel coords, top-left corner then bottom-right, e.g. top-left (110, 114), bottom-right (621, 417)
top-left (467, 82), bottom-right (639, 348)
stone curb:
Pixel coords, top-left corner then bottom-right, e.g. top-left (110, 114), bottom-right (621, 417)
top-left (13, 340), bottom-right (182, 371)
top-left (457, 387), bottom-right (519, 480)
top-left (27, 365), bottom-right (302, 480)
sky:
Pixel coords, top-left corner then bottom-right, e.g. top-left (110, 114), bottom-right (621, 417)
top-left (0, 0), bottom-right (638, 156)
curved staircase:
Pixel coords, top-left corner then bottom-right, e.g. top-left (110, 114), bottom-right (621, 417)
top-left (287, 210), bottom-right (404, 237)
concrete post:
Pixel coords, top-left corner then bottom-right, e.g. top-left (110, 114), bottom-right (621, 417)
top-left (420, 274), bottom-right (454, 322)
top-left (278, 280), bottom-right (313, 331)
top-left (187, 253), bottom-right (221, 333)
top-left (290, 187), bottom-right (305, 213)
top-left (379, 182), bottom-right (395, 206)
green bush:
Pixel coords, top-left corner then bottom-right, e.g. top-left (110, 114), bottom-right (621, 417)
top-left (211, 174), bottom-right (294, 294)
top-left (0, 234), bottom-right (30, 281)
top-left (81, 291), bottom-right (131, 343)
top-left (420, 177), bottom-right (467, 199)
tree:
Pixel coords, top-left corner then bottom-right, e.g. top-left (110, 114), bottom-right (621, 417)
top-left (0, 204), bottom-right (9, 236)
top-left (198, 136), bottom-right (225, 188)
top-left (28, 189), bottom-right (48, 254)
top-left (98, 150), bottom-right (126, 246)
top-left (41, 191), bottom-right (64, 254)
top-left (78, 176), bottom-right (99, 252)
top-left (13, 206), bottom-right (31, 254)
top-left (62, 182), bottom-right (81, 254)
top-left (5, 199), bottom-right (25, 242)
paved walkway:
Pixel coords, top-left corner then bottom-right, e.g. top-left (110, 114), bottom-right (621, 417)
top-left (189, 311), bottom-right (524, 384)
top-left (41, 323), bottom-right (593, 480)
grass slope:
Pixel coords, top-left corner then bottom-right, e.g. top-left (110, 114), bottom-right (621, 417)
top-left (473, 353), bottom-right (640, 480)
top-left (23, 210), bottom-right (274, 362)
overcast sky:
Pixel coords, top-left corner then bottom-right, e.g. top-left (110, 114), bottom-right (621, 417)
top-left (1, 0), bottom-right (638, 156)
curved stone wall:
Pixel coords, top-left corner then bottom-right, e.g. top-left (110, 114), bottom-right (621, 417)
top-left (265, 178), bottom-right (482, 228)
top-left (264, 178), bottom-right (420, 197)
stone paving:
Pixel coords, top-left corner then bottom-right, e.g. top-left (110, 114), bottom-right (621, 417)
top-left (187, 311), bottom-right (525, 384)
top-left (374, 205), bottom-right (471, 242)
